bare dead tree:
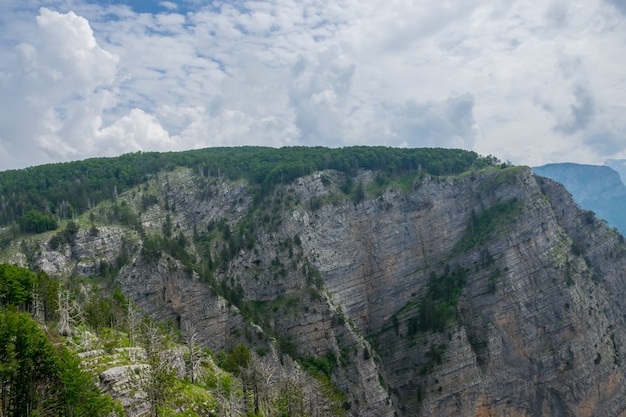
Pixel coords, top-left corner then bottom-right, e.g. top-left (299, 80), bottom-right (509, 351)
top-left (215, 374), bottom-right (245, 417)
top-left (243, 357), bottom-right (276, 416)
top-left (141, 318), bottom-right (176, 417)
top-left (32, 289), bottom-right (45, 326)
top-left (274, 375), bottom-right (307, 417)
top-left (127, 300), bottom-right (141, 361)
top-left (306, 371), bottom-right (344, 417)
top-left (56, 289), bottom-right (81, 337)
top-left (182, 323), bottom-right (206, 384)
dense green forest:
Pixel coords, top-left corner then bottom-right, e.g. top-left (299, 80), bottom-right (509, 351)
top-left (0, 146), bottom-right (499, 229)
top-left (0, 264), bottom-right (121, 416)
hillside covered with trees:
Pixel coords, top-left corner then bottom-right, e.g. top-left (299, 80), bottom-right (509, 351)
top-left (0, 146), bottom-right (499, 232)
top-left (4, 146), bottom-right (617, 416)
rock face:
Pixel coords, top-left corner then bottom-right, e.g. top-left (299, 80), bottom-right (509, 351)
top-left (12, 165), bottom-right (626, 416)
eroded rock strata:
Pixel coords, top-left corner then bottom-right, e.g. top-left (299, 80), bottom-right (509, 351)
top-left (13, 165), bottom-right (626, 417)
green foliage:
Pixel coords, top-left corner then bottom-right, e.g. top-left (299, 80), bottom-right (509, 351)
top-left (276, 335), bottom-right (298, 358)
top-left (141, 232), bottom-right (194, 272)
top-left (162, 214), bottom-right (173, 238)
top-left (256, 346), bottom-right (269, 357)
top-left (0, 225), bottom-right (19, 248)
top-left (141, 193), bottom-right (159, 211)
top-left (0, 146), bottom-right (492, 228)
top-left (303, 259), bottom-right (324, 290)
top-left (57, 346), bottom-right (121, 416)
top-left (378, 374), bottom-right (387, 391)
top-left (244, 294), bottom-right (300, 334)
top-left (477, 165), bottom-right (525, 193)
top-left (367, 171), bottom-right (420, 197)
top-left (18, 209), bottom-right (58, 233)
top-left (110, 201), bottom-right (141, 230)
top-left (301, 353), bottom-right (336, 378)
top-left (98, 240), bottom-right (131, 281)
top-left (457, 198), bottom-right (523, 251)
top-left (83, 286), bottom-right (126, 333)
top-left (0, 263), bottom-right (36, 309)
top-left (0, 309), bottom-right (119, 416)
top-left (414, 268), bottom-right (467, 333)
top-left (351, 181), bottom-right (365, 204)
top-left (0, 261), bottom-right (349, 417)
top-left (0, 309), bottom-right (58, 416)
top-left (220, 343), bottom-right (252, 376)
top-left (34, 270), bottom-right (60, 322)
top-left (194, 217), bottom-right (258, 278)
top-left (341, 175), bottom-right (354, 195)
top-left (571, 241), bottom-right (585, 256)
top-left (49, 220), bottom-right (80, 249)
top-left (397, 267), bottom-right (468, 337)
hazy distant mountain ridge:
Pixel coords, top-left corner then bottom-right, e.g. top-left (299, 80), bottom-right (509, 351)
top-left (605, 159), bottom-right (626, 184)
top-left (533, 162), bottom-right (626, 235)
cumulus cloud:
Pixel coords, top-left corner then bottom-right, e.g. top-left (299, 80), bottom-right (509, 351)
top-left (1, 0), bottom-right (626, 169)
top-left (94, 108), bottom-right (175, 152)
top-left (0, 7), bottom-right (121, 167)
top-left (159, 2), bottom-right (178, 11)
top-left (390, 94), bottom-right (478, 149)
top-left (553, 85), bottom-right (595, 135)
top-left (288, 47), bottom-right (356, 145)
top-left (35, 8), bottom-right (117, 87)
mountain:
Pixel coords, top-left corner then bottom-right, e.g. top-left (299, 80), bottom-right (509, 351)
top-left (605, 159), bottom-right (626, 184)
top-left (3, 147), bottom-right (626, 416)
top-left (533, 162), bottom-right (626, 235)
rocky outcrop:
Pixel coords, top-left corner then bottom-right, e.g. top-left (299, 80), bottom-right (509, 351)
top-left (10, 165), bottom-right (626, 416)
top-left (119, 256), bottom-right (247, 354)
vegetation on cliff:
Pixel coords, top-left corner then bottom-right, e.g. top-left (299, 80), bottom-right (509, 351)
top-left (0, 146), bottom-right (518, 416)
top-left (0, 261), bottom-right (346, 416)
top-left (4, 146), bottom-right (620, 416)
top-left (0, 146), bottom-right (499, 231)
top-left (0, 264), bottom-right (119, 416)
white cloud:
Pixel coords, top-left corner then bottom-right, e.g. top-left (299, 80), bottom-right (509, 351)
top-left (34, 8), bottom-right (118, 86)
top-left (94, 108), bottom-right (175, 152)
top-left (159, 2), bottom-right (178, 11)
top-left (0, 7), bottom-right (120, 167)
top-left (1, 0), bottom-right (626, 169)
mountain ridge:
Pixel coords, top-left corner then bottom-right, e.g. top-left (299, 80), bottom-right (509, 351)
top-left (533, 162), bottom-right (626, 235)
top-left (2, 147), bottom-right (626, 416)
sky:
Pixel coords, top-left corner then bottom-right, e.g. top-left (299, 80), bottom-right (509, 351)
top-left (0, 0), bottom-right (625, 171)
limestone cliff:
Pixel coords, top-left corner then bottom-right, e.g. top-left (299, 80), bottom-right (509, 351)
top-left (6, 164), bottom-right (626, 417)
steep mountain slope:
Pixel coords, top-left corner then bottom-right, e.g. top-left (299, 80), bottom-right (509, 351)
top-left (605, 159), bottom-right (626, 184)
top-left (3, 148), bottom-right (626, 416)
top-left (533, 162), bottom-right (626, 234)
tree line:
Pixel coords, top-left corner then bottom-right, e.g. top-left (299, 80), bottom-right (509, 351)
top-left (0, 146), bottom-right (499, 230)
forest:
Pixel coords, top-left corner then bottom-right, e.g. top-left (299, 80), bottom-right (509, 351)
top-left (0, 146), bottom-right (500, 230)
